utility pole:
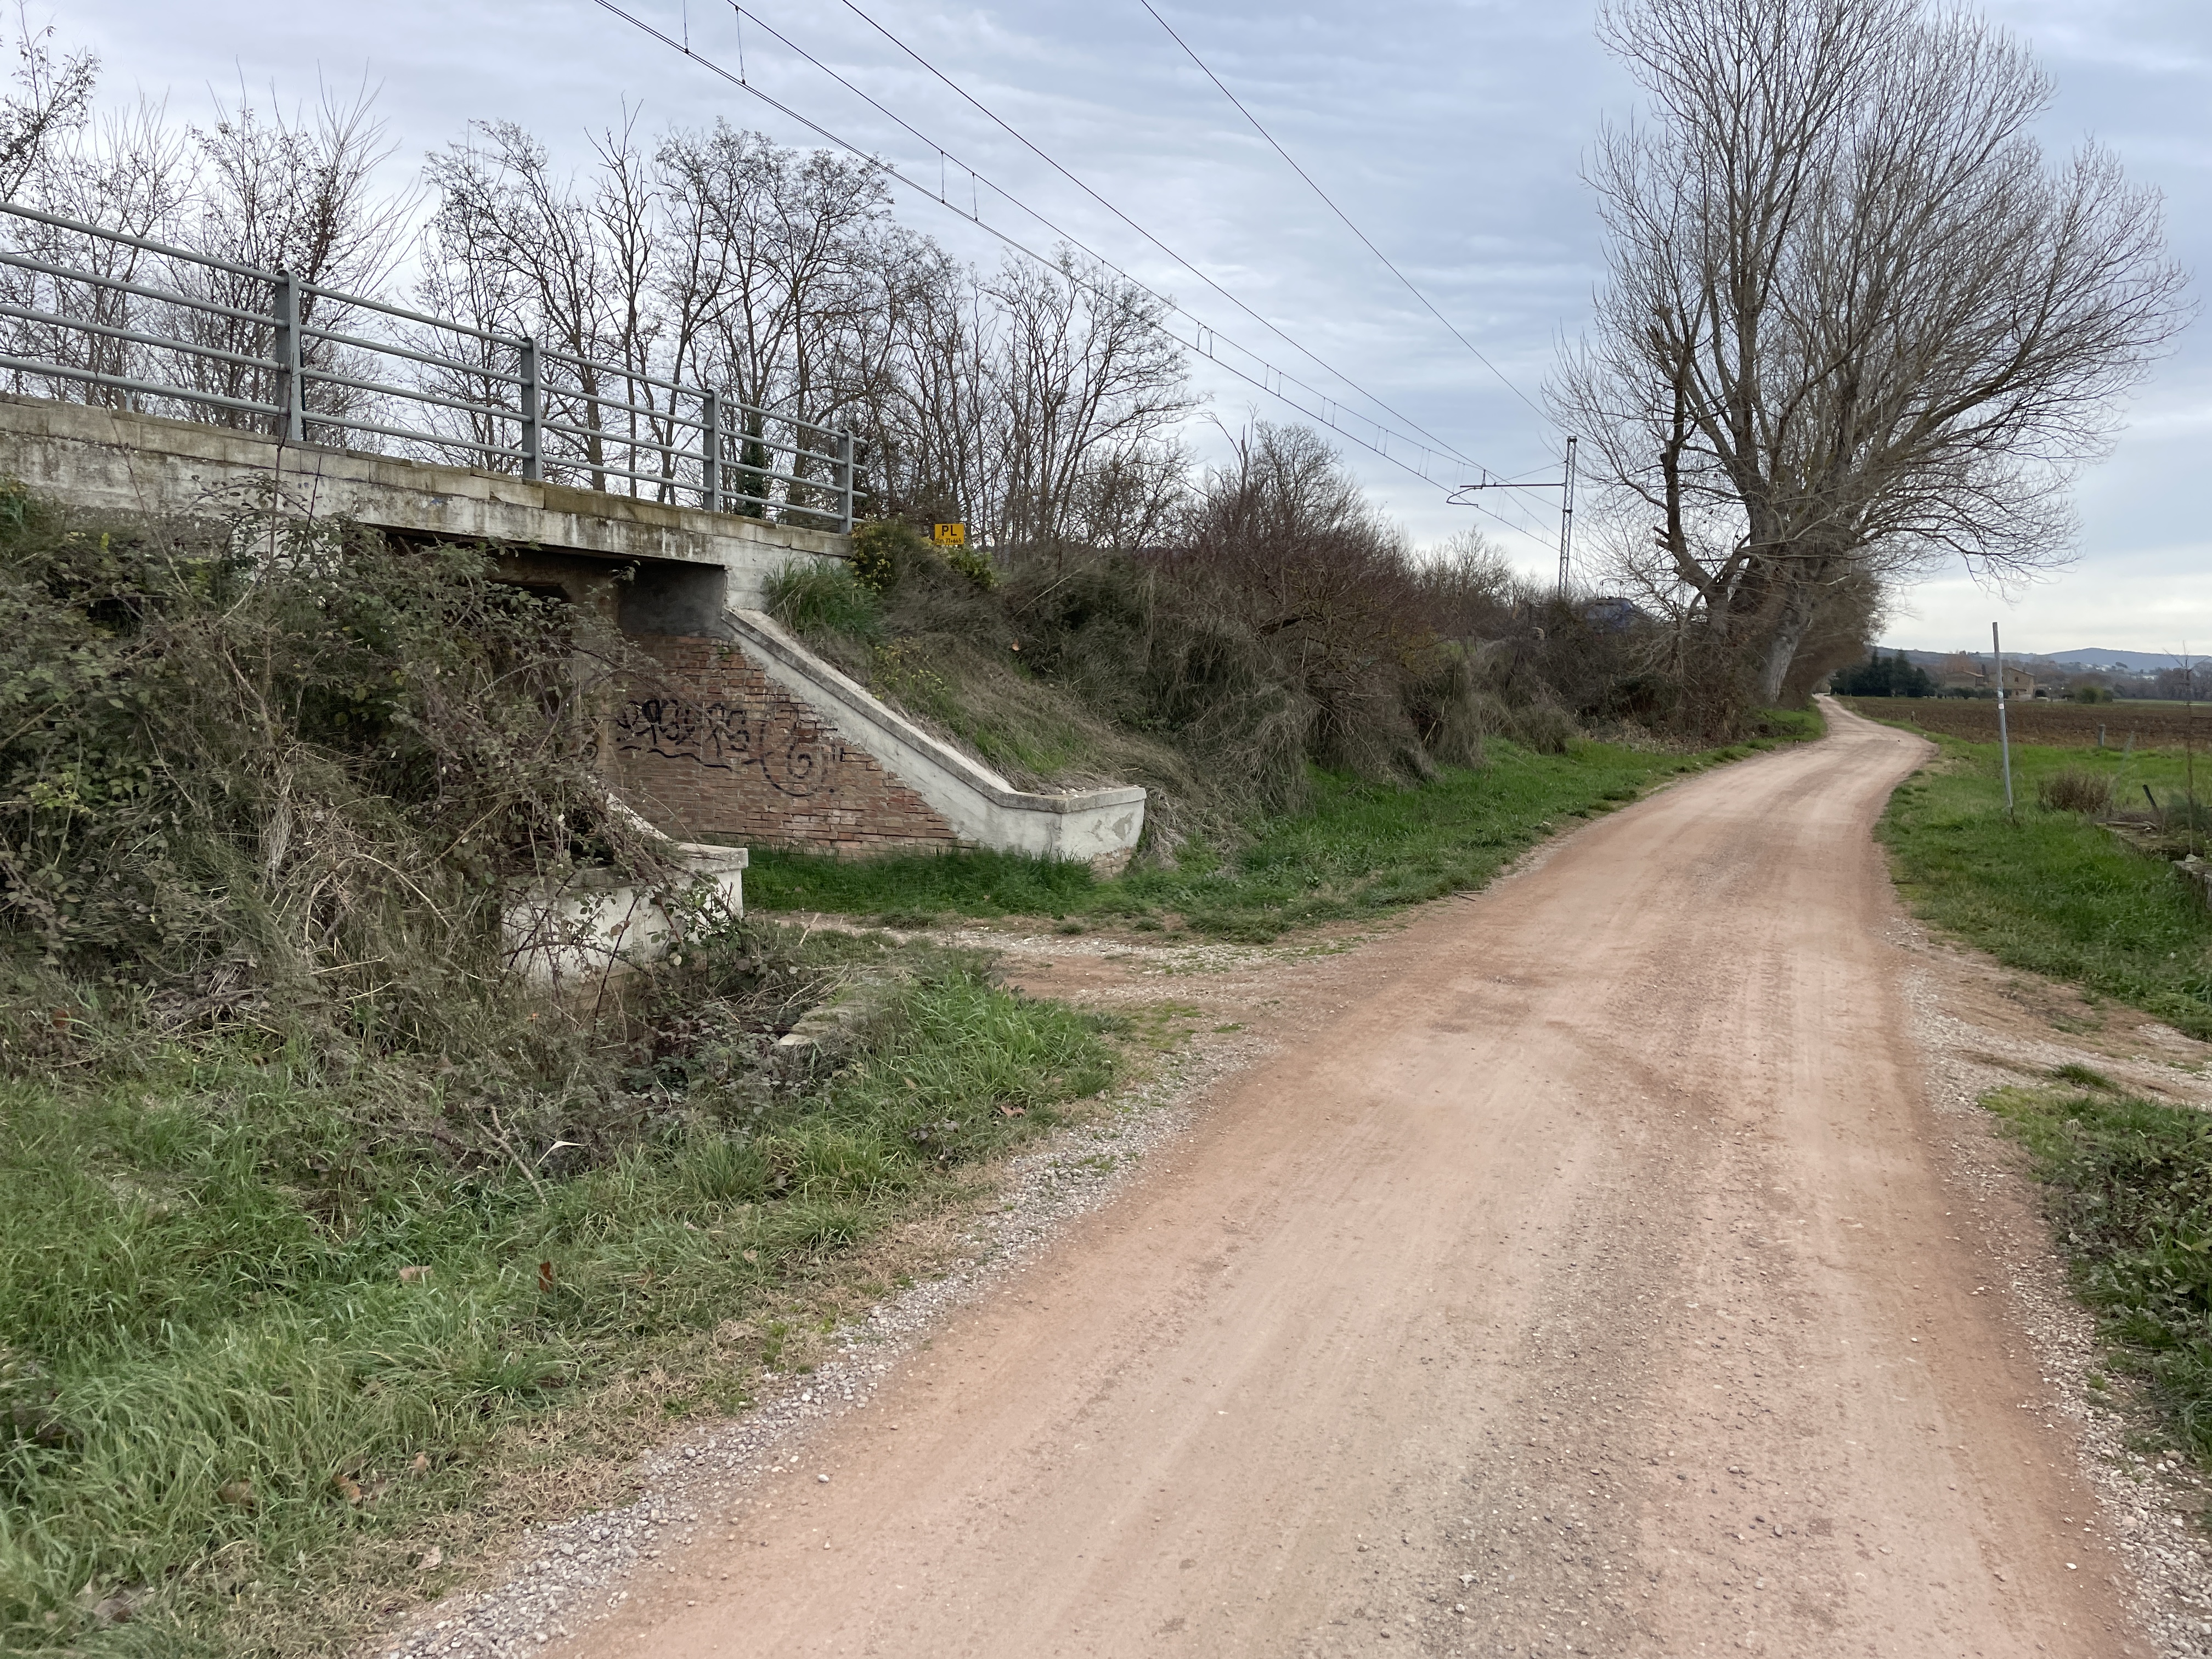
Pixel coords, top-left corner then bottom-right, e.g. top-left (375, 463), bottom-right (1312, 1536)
top-left (1556, 435), bottom-right (1578, 600)
top-left (1993, 622), bottom-right (2015, 822)
top-left (1448, 433), bottom-right (1579, 601)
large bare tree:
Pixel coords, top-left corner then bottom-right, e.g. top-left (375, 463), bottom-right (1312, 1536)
top-left (1555, 0), bottom-right (2188, 707)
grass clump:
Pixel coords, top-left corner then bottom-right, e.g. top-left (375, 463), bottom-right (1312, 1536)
top-left (750, 726), bottom-right (1816, 941)
top-left (0, 919), bottom-right (1116, 1655)
top-left (1878, 737), bottom-right (2212, 1037)
top-left (766, 560), bottom-right (883, 643)
top-left (2038, 766), bottom-right (2115, 815)
top-left (1986, 1085), bottom-right (2212, 1468)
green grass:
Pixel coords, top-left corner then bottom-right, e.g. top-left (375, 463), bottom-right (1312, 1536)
top-left (1875, 735), bottom-right (2212, 1037)
top-left (1986, 1083), bottom-right (2212, 1469)
top-left (0, 945), bottom-right (1115, 1655)
top-left (749, 716), bottom-right (1823, 943)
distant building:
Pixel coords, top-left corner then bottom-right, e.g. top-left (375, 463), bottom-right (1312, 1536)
top-left (1938, 659), bottom-right (2036, 697)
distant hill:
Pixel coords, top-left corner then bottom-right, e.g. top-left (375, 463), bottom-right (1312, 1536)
top-left (2045, 648), bottom-right (2191, 672)
top-left (1875, 645), bottom-right (2188, 672)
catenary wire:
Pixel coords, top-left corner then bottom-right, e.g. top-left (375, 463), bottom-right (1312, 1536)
top-left (826, 0), bottom-right (1484, 476)
top-left (730, 4), bottom-right (1510, 500)
top-left (734, 4), bottom-right (1551, 540)
top-left (1137, 0), bottom-right (1550, 426)
top-left (584, 0), bottom-right (1553, 543)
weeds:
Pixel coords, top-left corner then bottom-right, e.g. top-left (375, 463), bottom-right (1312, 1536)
top-left (1985, 1085), bottom-right (2212, 1469)
top-left (0, 919), bottom-right (1116, 1655)
top-left (749, 725), bottom-right (1819, 941)
top-left (2038, 766), bottom-right (2114, 815)
top-left (766, 560), bottom-right (883, 644)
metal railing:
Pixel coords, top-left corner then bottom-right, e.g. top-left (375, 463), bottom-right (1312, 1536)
top-left (0, 199), bottom-right (857, 532)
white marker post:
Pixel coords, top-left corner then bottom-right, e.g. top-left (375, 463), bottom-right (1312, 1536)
top-left (1993, 622), bottom-right (2015, 822)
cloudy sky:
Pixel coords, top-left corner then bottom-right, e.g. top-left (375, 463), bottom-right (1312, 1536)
top-left (45, 0), bottom-right (2212, 657)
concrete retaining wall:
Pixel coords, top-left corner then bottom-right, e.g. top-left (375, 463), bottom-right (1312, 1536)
top-left (615, 611), bottom-right (1146, 872)
top-left (504, 844), bottom-right (747, 990)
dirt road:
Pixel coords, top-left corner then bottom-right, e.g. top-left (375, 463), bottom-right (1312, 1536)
top-left (573, 703), bottom-right (2149, 1657)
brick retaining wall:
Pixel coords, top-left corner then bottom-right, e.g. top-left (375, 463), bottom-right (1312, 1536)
top-left (612, 633), bottom-right (958, 855)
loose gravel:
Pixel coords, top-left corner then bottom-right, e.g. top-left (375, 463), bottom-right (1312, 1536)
top-left (1897, 917), bottom-right (2212, 1659)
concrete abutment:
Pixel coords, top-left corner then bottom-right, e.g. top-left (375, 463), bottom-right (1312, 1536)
top-left (0, 394), bottom-right (1144, 871)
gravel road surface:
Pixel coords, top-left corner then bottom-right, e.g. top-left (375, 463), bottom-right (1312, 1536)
top-left (557, 703), bottom-right (2152, 1657)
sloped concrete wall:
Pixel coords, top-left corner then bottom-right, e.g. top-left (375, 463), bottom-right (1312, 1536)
top-left (613, 612), bottom-right (1146, 871)
top-left (721, 611), bottom-right (1147, 869)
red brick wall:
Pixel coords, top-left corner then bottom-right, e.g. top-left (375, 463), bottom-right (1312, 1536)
top-left (611, 634), bottom-right (958, 855)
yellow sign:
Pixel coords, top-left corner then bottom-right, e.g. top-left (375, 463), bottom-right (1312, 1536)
top-left (932, 522), bottom-right (967, 548)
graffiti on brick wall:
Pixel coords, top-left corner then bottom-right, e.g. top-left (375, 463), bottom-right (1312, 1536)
top-left (614, 695), bottom-right (844, 798)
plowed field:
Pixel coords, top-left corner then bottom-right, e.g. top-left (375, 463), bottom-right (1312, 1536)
top-left (1841, 695), bottom-right (2207, 747)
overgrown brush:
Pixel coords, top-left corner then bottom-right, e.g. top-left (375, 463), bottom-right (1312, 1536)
top-left (2038, 766), bottom-right (2114, 815)
top-left (778, 431), bottom-right (1638, 850)
top-left (0, 483), bottom-right (668, 1053)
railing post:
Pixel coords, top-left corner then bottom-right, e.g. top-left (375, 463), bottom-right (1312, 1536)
top-left (518, 336), bottom-right (541, 482)
top-left (271, 269), bottom-right (302, 443)
top-left (836, 428), bottom-right (855, 534)
top-left (701, 386), bottom-right (721, 514)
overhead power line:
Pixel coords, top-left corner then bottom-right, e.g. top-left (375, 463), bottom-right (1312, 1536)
top-left (584, 0), bottom-right (1554, 543)
top-left (826, 0), bottom-right (1479, 478)
top-left (726, 4), bottom-right (1516, 507)
top-left (1137, 0), bottom-right (1549, 426)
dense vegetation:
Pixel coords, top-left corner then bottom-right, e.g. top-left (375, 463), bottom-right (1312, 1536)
top-left (1830, 650), bottom-right (1936, 697)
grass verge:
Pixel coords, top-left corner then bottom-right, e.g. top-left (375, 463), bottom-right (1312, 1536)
top-left (747, 713), bottom-right (1824, 942)
top-left (0, 926), bottom-right (1119, 1656)
top-left (1874, 734), bottom-right (2212, 1038)
top-left (1986, 1081), bottom-right (2212, 1470)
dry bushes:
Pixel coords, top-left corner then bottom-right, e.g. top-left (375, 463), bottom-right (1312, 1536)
top-left (795, 426), bottom-right (1622, 849)
top-left (2038, 768), bottom-right (2115, 815)
top-left (0, 484), bottom-right (668, 1046)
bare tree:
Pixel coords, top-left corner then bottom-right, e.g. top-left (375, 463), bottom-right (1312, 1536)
top-left (0, 31), bottom-right (404, 433)
top-left (859, 251), bottom-right (1193, 560)
top-left (988, 253), bottom-right (1194, 563)
top-left (0, 4), bottom-right (93, 198)
top-left (1555, 0), bottom-right (2190, 708)
top-left (170, 81), bottom-right (411, 426)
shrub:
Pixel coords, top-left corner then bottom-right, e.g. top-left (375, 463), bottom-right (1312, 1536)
top-left (0, 486), bottom-right (664, 1038)
top-left (847, 519), bottom-right (920, 594)
top-left (2038, 766), bottom-right (2115, 816)
top-left (938, 538), bottom-right (998, 591)
top-left (1504, 699), bottom-right (1580, 755)
top-left (766, 560), bottom-right (883, 641)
